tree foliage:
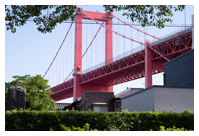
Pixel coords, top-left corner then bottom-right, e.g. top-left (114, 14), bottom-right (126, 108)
top-left (103, 5), bottom-right (185, 28)
top-left (5, 5), bottom-right (185, 34)
top-left (5, 5), bottom-right (76, 33)
top-left (5, 74), bottom-right (56, 110)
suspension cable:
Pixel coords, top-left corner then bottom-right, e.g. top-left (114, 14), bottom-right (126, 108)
top-left (43, 22), bottom-right (74, 78)
top-left (124, 24), bottom-right (125, 57)
top-left (82, 22), bottom-right (104, 59)
top-left (63, 69), bottom-right (74, 82)
top-left (91, 22), bottom-right (92, 70)
top-left (111, 14), bottom-right (160, 40)
top-left (63, 22), bottom-right (104, 82)
top-left (131, 27), bottom-right (133, 53)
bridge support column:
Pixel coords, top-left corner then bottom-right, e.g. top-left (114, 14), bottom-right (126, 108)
top-left (145, 40), bottom-right (152, 88)
top-left (105, 12), bottom-right (113, 92)
top-left (105, 14), bottom-right (113, 64)
top-left (73, 8), bottom-right (82, 102)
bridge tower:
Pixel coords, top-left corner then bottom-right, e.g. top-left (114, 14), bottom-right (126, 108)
top-left (73, 7), bottom-right (113, 101)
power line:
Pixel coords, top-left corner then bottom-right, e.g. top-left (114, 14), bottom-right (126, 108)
top-left (26, 20), bottom-right (192, 27)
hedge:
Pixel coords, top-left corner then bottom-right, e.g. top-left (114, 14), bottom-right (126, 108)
top-left (5, 110), bottom-right (194, 131)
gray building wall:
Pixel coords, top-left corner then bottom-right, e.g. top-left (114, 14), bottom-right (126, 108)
top-left (121, 89), bottom-right (154, 112)
top-left (164, 49), bottom-right (194, 87)
top-left (154, 87), bottom-right (194, 113)
top-left (121, 86), bottom-right (194, 113)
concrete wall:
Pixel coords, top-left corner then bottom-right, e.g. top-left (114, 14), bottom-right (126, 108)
top-left (121, 89), bottom-right (155, 112)
top-left (121, 86), bottom-right (194, 113)
top-left (154, 87), bottom-right (194, 113)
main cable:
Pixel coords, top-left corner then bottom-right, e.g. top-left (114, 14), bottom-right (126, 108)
top-left (43, 22), bottom-right (74, 78)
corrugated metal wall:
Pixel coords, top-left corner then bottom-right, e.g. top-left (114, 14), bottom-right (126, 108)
top-left (164, 49), bottom-right (194, 87)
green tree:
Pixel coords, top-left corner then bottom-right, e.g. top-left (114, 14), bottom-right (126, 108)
top-left (5, 5), bottom-right (185, 34)
top-left (5, 74), bottom-right (56, 110)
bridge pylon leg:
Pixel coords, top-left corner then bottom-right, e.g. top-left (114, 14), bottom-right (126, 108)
top-left (73, 8), bottom-right (82, 102)
top-left (105, 12), bottom-right (113, 93)
top-left (105, 15), bottom-right (113, 64)
top-left (145, 40), bottom-right (152, 88)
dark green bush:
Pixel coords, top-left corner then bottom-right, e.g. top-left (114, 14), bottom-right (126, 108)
top-left (51, 123), bottom-right (97, 131)
top-left (5, 109), bottom-right (109, 131)
top-left (5, 109), bottom-right (194, 131)
top-left (149, 126), bottom-right (193, 131)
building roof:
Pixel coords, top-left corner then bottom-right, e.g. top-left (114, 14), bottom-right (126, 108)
top-left (115, 87), bottom-right (143, 99)
top-left (120, 85), bottom-right (194, 100)
top-left (56, 103), bottom-right (70, 110)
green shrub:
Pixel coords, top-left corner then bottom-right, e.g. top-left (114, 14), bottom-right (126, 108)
top-left (106, 109), bottom-right (133, 131)
top-left (5, 109), bottom-right (194, 131)
top-left (52, 123), bottom-right (98, 131)
top-left (5, 109), bottom-right (109, 131)
top-left (149, 125), bottom-right (193, 131)
top-left (183, 108), bottom-right (192, 113)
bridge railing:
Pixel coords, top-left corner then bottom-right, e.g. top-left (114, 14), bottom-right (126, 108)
top-left (82, 45), bottom-right (145, 74)
top-left (151, 26), bottom-right (192, 46)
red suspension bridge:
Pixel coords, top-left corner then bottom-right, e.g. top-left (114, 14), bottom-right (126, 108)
top-left (43, 7), bottom-right (192, 102)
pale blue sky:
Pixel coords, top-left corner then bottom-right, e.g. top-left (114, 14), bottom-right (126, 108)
top-left (4, 5), bottom-right (194, 103)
